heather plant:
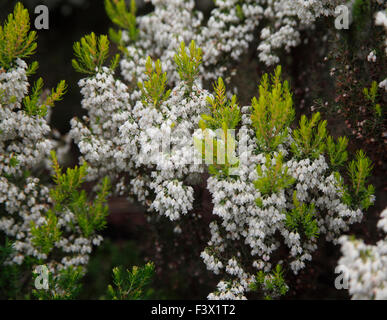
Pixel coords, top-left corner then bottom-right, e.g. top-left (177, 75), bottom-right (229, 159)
top-left (104, 0), bottom-right (342, 87)
top-left (196, 66), bottom-right (374, 299)
top-left (69, 16), bottom-right (377, 297)
top-left (0, 148), bottom-right (110, 299)
top-left (249, 264), bottom-right (288, 300)
top-left (0, 2), bottom-right (37, 70)
top-left (318, 0), bottom-right (387, 170)
top-left (107, 262), bottom-right (155, 300)
top-left (105, 0), bottom-right (138, 44)
top-left (1, 0), bottom-right (386, 301)
top-left (0, 3), bottom-right (151, 300)
top-left (338, 207), bottom-right (387, 299)
top-left (70, 32), bottom-right (209, 221)
top-left (0, 6), bottom-right (69, 286)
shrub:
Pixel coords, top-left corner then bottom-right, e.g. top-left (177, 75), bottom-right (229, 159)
top-left (196, 66), bottom-right (374, 299)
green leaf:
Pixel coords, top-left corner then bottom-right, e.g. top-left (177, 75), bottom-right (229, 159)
top-left (344, 150), bottom-right (374, 210)
top-left (105, 0), bottom-right (138, 42)
top-left (72, 32), bottom-right (119, 75)
top-left (254, 153), bottom-right (295, 197)
top-left (250, 264), bottom-right (288, 299)
top-left (31, 210), bottom-right (62, 255)
top-left (291, 112), bottom-right (327, 159)
top-left (326, 136), bottom-right (348, 169)
top-left (0, 2), bottom-right (37, 70)
top-left (107, 262), bottom-right (155, 300)
top-left (174, 40), bottom-right (202, 90)
top-left (251, 66), bottom-right (294, 151)
top-left (202, 77), bottom-right (240, 130)
top-left (138, 57), bottom-right (171, 108)
top-left (285, 191), bottom-right (319, 239)
top-left (33, 266), bottom-right (84, 300)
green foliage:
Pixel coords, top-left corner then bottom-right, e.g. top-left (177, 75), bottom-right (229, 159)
top-left (108, 28), bottom-right (123, 47)
top-left (0, 3), bottom-right (66, 117)
top-left (363, 80), bottom-right (378, 103)
top-left (194, 123), bottom-right (239, 178)
top-left (33, 266), bottom-right (84, 300)
top-left (363, 81), bottom-right (382, 117)
top-left (291, 112), bottom-right (327, 159)
top-left (44, 80), bottom-right (68, 109)
top-left (201, 77), bottom-right (240, 130)
top-left (348, 150), bottom-right (373, 196)
top-left (352, 0), bottom-right (371, 30)
top-left (235, 4), bottom-right (244, 21)
top-left (374, 103), bottom-right (382, 118)
top-left (174, 40), bottom-right (202, 90)
top-left (138, 57), bottom-right (171, 108)
top-left (285, 191), bottom-right (319, 239)
top-left (326, 136), bottom-right (348, 170)
top-left (343, 150), bottom-right (374, 210)
top-left (72, 32), bottom-right (120, 75)
top-left (74, 177), bottom-right (111, 238)
top-left (0, 238), bottom-right (22, 299)
top-left (254, 153), bottom-right (295, 197)
top-left (31, 152), bottom-right (111, 255)
top-left (28, 153), bottom-right (112, 299)
top-left (50, 150), bottom-right (88, 202)
top-left (9, 153), bottom-right (19, 167)
top-left (105, 0), bottom-right (138, 43)
top-left (79, 239), bottom-right (152, 299)
top-left (26, 60), bottom-right (39, 76)
top-left (195, 78), bottom-right (240, 177)
top-left (23, 78), bottom-right (44, 116)
top-left (31, 210), bottom-right (62, 255)
top-left (250, 264), bottom-right (288, 300)
top-left (23, 78), bottom-right (67, 117)
top-left (49, 151), bottom-right (111, 238)
top-left (107, 262), bottom-right (155, 300)
top-left (251, 66), bottom-right (294, 151)
top-left (0, 2), bottom-right (37, 70)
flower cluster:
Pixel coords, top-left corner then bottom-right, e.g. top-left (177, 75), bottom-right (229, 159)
top-left (375, 8), bottom-right (387, 56)
top-left (375, 7), bottom-right (387, 91)
top-left (70, 14), bottom-right (376, 297)
top-left (107, 0), bottom-right (341, 87)
top-left (196, 66), bottom-right (374, 299)
top-left (257, 0), bottom-right (341, 65)
top-left (0, 59), bottom-right (53, 176)
top-left (0, 3), bottom-right (110, 299)
top-left (338, 207), bottom-right (387, 300)
top-left (2, 0), bottom-right (384, 301)
top-left (70, 36), bottom-right (208, 220)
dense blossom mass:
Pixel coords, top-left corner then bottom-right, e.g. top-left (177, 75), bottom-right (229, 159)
top-left (0, 1), bottom-right (386, 300)
top-left (0, 58), bottom-right (105, 280)
top-left (338, 208), bottom-right (387, 299)
top-left (117, 0), bottom-right (341, 85)
top-left (0, 3), bottom-right (110, 298)
top-left (195, 70), bottom-right (374, 299)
